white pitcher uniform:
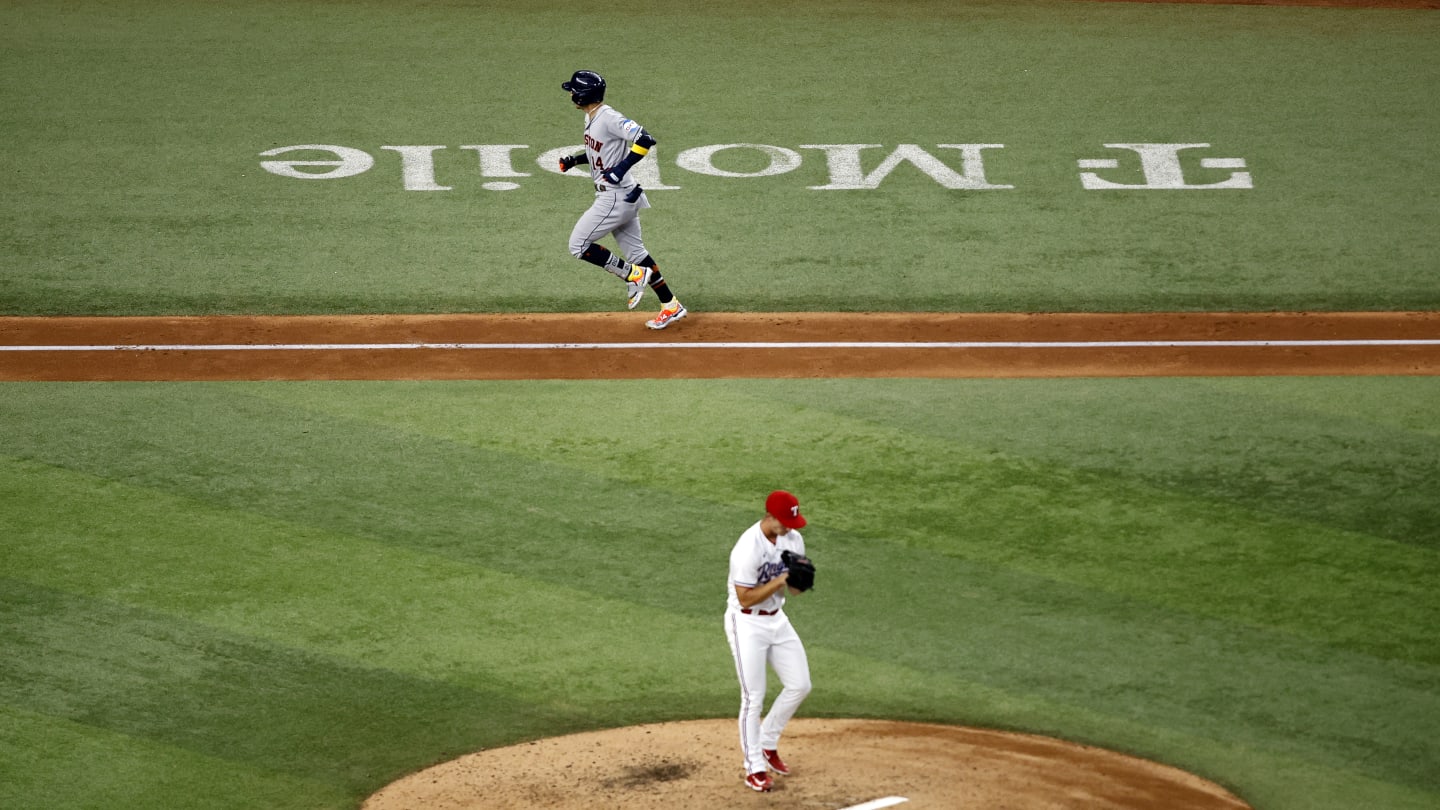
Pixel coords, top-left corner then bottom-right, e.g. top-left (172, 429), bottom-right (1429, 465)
top-left (724, 520), bottom-right (812, 778)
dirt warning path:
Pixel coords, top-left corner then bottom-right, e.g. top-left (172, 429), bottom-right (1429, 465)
top-left (2, 311), bottom-right (1437, 381)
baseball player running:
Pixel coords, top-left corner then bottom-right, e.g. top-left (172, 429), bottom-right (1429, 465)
top-left (558, 70), bottom-right (687, 330)
top-left (724, 490), bottom-right (817, 792)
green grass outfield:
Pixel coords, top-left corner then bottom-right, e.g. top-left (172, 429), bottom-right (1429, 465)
top-left (3, 2), bottom-right (1440, 809)
top-left (2, 0), bottom-right (1438, 314)
top-left (3, 378), bottom-right (1439, 810)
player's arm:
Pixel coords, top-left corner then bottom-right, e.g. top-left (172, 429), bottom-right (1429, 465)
top-left (558, 152), bottom-right (590, 173)
top-left (601, 128), bottom-right (656, 183)
top-left (733, 573), bottom-right (789, 609)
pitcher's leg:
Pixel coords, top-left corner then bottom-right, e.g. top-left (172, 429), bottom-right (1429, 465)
top-left (759, 621), bottom-right (811, 750)
top-left (725, 612), bottom-right (771, 776)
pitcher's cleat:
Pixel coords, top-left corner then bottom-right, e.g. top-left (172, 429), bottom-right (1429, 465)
top-left (745, 771), bottom-right (773, 792)
top-left (763, 748), bottom-right (790, 776)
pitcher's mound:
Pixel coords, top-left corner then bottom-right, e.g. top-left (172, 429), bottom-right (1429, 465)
top-left (363, 718), bottom-right (1251, 809)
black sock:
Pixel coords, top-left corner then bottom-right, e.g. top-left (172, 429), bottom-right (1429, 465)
top-left (579, 244), bottom-right (614, 269)
top-left (636, 256), bottom-right (674, 303)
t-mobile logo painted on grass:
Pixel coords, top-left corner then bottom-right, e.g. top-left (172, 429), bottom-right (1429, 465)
top-left (1078, 143), bottom-right (1253, 189)
top-left (258, 143), bottom-right (1252, 191)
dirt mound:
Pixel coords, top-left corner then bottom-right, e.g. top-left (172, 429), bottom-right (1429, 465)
top-left (362, 718), bottom-right (1251, 809)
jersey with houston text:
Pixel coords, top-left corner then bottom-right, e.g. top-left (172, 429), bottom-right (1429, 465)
top-left (727, 521), bottom-right (805, 614)
top-left (582, 105), bottom-right (645, 191)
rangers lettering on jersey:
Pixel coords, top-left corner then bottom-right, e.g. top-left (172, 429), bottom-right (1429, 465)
top-left (757, 559), bottom-right (787, 586)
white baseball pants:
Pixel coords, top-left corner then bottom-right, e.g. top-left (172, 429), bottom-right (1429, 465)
top-left (724, 608), bottom-right (812, 776)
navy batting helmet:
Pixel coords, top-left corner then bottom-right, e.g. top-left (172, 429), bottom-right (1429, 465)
top-left (562, 70), bottom-right (606, 105)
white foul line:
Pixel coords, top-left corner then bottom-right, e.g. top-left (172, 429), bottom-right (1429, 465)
top-left (2, 339), bottom-right (1439, 352)
top-left (839, 798), bottom-right (909, 810)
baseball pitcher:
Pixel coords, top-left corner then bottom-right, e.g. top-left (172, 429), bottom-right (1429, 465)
top-left (724, 490), bottom-right (817, 792)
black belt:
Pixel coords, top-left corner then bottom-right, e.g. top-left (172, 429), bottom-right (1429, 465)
top-left (741, 608), bottom-right (778, 616)
top-left (595, 183), bottom-right (608, 191)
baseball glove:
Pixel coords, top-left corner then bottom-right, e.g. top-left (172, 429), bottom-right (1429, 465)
top-left (781, 550), bottom-right (816, 592)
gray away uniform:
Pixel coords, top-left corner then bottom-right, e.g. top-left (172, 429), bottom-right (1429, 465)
top-left (559, 67), bottom-right (685, 328)
top-left (567, 105), bottom-right (651, 272)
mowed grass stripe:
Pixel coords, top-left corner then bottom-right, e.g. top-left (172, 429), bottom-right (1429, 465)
top-left (7, 456), bottom-right (1436, 795)
top-left (0, 579), bottom-right (571, 793)
top-left (0, 459), bottom-right (729, 709)
top-left (0, 704), bottom-right (349, 810)
top-left (5, 383), bottom-right (1434, 789)
top-left (248, 379), bottom-right (1440, 661)
top-left (771, 377), bottom-right (1440, 549)
top-left (813, 524), bottom-right (1440, 792)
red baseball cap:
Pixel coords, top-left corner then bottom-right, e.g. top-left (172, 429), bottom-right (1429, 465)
top-left (765, 490), bottom-right (807, 529)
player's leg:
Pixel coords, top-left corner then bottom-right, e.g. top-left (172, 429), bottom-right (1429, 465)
top-left (610, 216), bottom-right (659, 310)
top-left (725, 612), bottom-right (772, 778)
top-left (759, 617), bottom-right (812, 754)
top-left (613, 217), bottom-right (678, 307)
top-left (568, 196), bottom-right (632, 279)
top-left (614, 217), bottom-right (687, 328)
